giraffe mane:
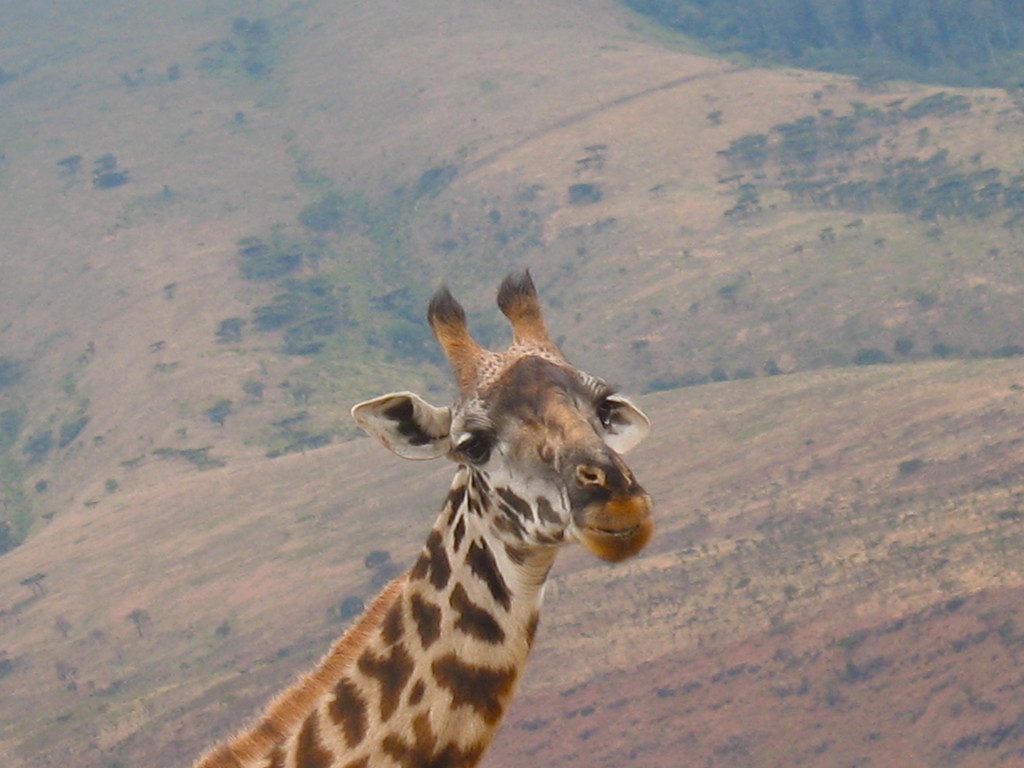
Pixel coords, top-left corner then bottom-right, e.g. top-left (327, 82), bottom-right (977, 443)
top-left (196, 576), bottom-right (408, 767)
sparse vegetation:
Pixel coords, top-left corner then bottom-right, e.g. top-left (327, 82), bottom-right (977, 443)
top-left (0, 409), bottom-right (23, 450)
top-left (0, 653), bottom-right (12, 679)
top-left (152, 446), bottom-right (225, 470)
top-left (205, 400), bottom-right (232, 427)
top-left (568, 183), bottom-right (603, 205)
top-left (58, 415), bottom-right (89, 448)
top-left (22, 428), bottom-right (54, 463)
top-left (0, 357), bottom-right (23, 389)
top-left (627, 0), bottom-right (1024, 87)
top-left (126, 608), bottom-right (150, 638)
top-left (215, 317), bottom-right (246, 344)
top-left (332, 596), bottom-right (365, 623)
top-left (298, 191), bottom-right (365, 233)
top-left (199, 17), bottom-right (277, 80)
top-left (898, 458), bottom-right (925, 475)
top-left (236, 234), bottom-right (307, 281)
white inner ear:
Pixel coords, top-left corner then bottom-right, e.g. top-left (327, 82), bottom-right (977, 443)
top-left (602, 395), bottom-right (651, 454)
top-left (351, 392), bottom-right (452, 460)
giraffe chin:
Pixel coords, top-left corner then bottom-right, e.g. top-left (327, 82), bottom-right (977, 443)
top-left (577, 495), bottom-right (654, 563)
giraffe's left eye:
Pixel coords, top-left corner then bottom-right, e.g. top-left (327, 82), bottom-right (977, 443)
top-left (596, 398), bottom-right (615, 429)
top-left (456, 434), bottom-right (492, 465)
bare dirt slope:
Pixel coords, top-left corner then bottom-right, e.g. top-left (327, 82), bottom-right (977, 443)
top-left (2, 358), bottom-right (1022, 766)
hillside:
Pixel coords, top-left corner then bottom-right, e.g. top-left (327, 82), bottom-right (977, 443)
top-left (1, 359), bottom-right (1022, 766)
top-left (3, 0), bottom-right (1024, 551)
top-left (626, 0), bottom-right (1024, 87)
top-left (1, 1), bottom-right (1023, 766)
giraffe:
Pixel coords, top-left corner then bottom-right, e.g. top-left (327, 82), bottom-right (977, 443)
top-left (195, 270), bottom-right (653, 768)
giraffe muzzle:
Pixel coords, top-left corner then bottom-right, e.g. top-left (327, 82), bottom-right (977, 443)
top-left (574, 489), bottom-right (653, 563)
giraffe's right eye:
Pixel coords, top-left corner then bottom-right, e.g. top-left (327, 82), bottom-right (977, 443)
top-left (456, 434), bottom-right (492, 465)
top-left (595, 398), bottom-right (613, 429)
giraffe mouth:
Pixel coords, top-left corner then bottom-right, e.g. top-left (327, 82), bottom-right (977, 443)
top-left (576, 494), bottom-right (653, 562)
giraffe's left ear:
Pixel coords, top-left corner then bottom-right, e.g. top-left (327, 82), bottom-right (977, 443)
top-left (600, 395), bottom-right (651, 454)
top-left (351, 392), bottom-right (452, 460)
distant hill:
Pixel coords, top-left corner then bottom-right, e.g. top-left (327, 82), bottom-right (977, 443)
top-left (626, 0), bottom-right (1024, 86)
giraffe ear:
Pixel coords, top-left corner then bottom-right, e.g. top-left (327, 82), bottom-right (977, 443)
top-left (600, 395), bottom-right (651, 454)
top-left (351, 392), bottom-right (452, 460)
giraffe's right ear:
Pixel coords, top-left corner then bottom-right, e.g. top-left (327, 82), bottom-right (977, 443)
top-left (351, 392), bottom-right (452, 460)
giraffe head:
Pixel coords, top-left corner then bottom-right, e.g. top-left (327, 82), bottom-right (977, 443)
top-left (353, 271), bottom-right (652, 562)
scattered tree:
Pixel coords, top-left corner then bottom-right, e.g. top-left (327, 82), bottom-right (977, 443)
top-left (126, 608), bottom-right (150, 638)
top-left (55, 659), bottom-right (79, 692)
top-left (364, 550), bottom-right (392, 569)
top-left (57, 155), bottom-right (82, 175)
top-left (242, 379), bottom-right (265, 401)
top-left (205, 399), bottom-right (232, 427)
top-left (216, 317), bottom-right (246, 344)
top-left (20, 573), bottom-right (46, 597)
top-left (567, 183), bottom-right (603, 206)
top-left (0, 356), bottom-right (23, 389)
top-left (334, 596), bottom-right (364, 623)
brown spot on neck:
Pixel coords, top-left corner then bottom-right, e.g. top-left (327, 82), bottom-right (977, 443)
top-left (411, 530), bottom-right (451, 591)
top-left (432, 653), bottom-right (518, 725)
top-left (295, 713), bottom-right (334, 768)
top-left (383, 711), bottom-right (485, 768)
top-left (466, 540), bottom-right (511, 611)
top-left (327, 677), bottom-right (367, 749)
top-left (357, 643), bottom-right (414, 722)
top-left (450, 583), bottom-right (505, 644)
top-left (410, 593), bottom-right (442, 649)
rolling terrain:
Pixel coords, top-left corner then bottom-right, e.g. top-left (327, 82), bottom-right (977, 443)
top-left (1, 1), bottom-right (1023, 766)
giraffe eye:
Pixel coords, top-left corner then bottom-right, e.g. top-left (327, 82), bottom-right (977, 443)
top-left (596, 398), bottom-right (615, 429)
top-left (457, 434), bottom-right (492, 465)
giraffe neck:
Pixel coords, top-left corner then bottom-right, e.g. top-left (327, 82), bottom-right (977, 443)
top-left (197, 468), bottom-right (557, 768)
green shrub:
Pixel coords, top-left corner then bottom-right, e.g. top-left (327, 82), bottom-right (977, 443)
top-left (0, 409), bottom-right (23, 449)
top-left (237, 236), bottom-right (304, 281)
top-left (992, 345), bottom-right (1024, 358)
top-left (415, 165), bottom-right (457, 198)
top-left (0, 523), bottom-right (16, 555)
top-left (298, 192), bottom-right (358, 233)
top-left (153, 446), bottom-right (225, 470)
top-left (57, 155), bottom-right (82, 175)
top-left (242, 379), bottom-right (265, 401)
top-left (58, 416), bottom-right (89, 448)
top-left (568, 183), bottom-right (603, 205)
top-left (719, 133), bottom-right (768, 167)
top-left (93, 171), bottom-right (128, 190)
top-left (23, 429), bottom-right (54, 463)
top-left (215, 317), bottom-right (246, 343)
top-left (853, 348), bottom-right (890, 365)
top-left (894, 337), bottom-right (915, 356)
top-left (0, 357), bottom-right (23, 389)
top-left (253, 294), bottom-right (303, 330)
top-left (897, 458), bottom-right (924, 475)
top-left (364, 550), bottom-right (391, 569)
top-left (205, 400), bottom-right (232, 426)
top-left (334, 596), bottom-right (364, 622)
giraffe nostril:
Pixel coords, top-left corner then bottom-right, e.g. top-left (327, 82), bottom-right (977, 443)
top-left (575, 465), bottom-right (606, 487)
